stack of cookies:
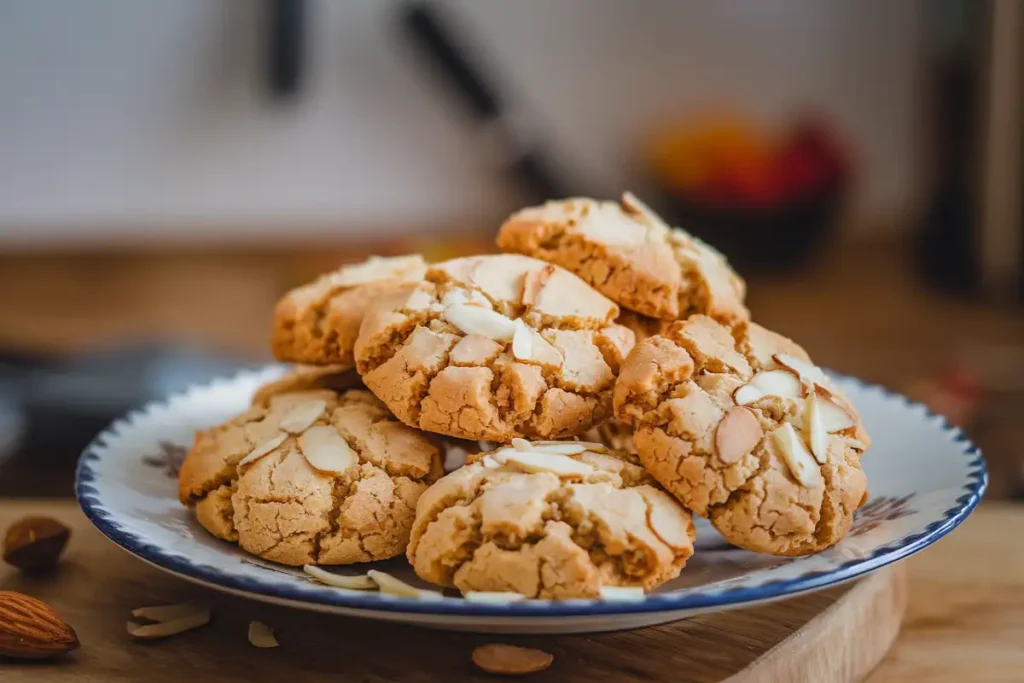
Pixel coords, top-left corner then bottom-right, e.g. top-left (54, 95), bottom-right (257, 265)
top-left (178, 193), bottom-right (870, 600)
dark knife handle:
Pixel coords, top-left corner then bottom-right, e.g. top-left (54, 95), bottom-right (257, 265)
top-left (400, 1), bottom-right (500, 119)
top-left (267, 0), bottom-right (306, 101)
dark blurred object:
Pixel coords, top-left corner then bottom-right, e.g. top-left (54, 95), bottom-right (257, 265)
top-left (265, 0), bottom-right (306, 101)
top-left (660, 187), bottom-right (844, 273)
top-left (0, 346), bottom-right (248, 497)
top-left (917, 0), bottom-right (984, 292)
top-left (648, 116), bottom-right (851, 272)
top-left (918, 1), bottom-right (1023, 301)
top-left (397, 1), bottom-right (572, 201)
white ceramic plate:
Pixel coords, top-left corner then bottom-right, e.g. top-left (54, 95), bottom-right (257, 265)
top-left (76, 367), bottom-right (985, 634)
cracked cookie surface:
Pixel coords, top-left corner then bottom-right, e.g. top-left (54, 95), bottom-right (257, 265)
top-left (354, 254), bottom-right (635, 442)
top-left (497, 193), bottom-right (747, 323)
top-left (613, 315), bottom-right (870, 556)
top-left (272, 255), bottom-right (427, 366)
top-left (178, 387), bottom-right (444, 566)
top-left (407, 441), bottom-right (696, 598)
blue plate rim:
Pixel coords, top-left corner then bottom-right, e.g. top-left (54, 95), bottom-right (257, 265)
top-left (75, 368), bottom-right (987, 618)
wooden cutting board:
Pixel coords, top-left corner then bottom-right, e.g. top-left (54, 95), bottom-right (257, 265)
top-left (0, 502), bottom-right (906, 682)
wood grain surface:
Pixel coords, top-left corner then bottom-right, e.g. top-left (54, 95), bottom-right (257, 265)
top-left (0, 500), bottom-right (913, 682)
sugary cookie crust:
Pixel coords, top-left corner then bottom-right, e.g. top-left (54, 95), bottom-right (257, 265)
top-left (178, 388), bottom-right (444, 566)
top-left (613, 316), bottom-right (869, 556)
top-left (407, 441), bottom-right (695, 598)
top-left (353, 254), bottom-right (636, 442)
top-left (272, 255), bottom-right (428, 366)
top-left (497, 193), bottom-right (748, 323)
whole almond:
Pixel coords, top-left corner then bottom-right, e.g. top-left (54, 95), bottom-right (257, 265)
top-left (4, 516), bottom-right (71, 572)
top-left (0, 591), bottom-right (79, 659)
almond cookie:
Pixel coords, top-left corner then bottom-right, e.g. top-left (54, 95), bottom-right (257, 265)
top-left (407, 440), bottom-right (696, 598)
top-left (178, 387), bottom-right (444, 566)
top-left (613, 316), bottom-right (870, 556)
top-left (354, 254), bottom-right (635, 442)
top-left (272, 254), bottom-right (427, 366)
top-left (497, 193), bottom-right (748, 323)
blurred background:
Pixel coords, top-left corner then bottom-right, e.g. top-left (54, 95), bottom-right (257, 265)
top-left (0, 0), bottom-right (1021, 499)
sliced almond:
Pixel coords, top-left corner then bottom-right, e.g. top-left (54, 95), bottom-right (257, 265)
top-left (248, 621), bottom-right (278, 648)
top-left (278, 399), bottom-right (327, 434)
top-left (733, 384), bottom-right (764, 405)
top-left (814, 388), bottom-right (857, 432)
top-left (298, 426), bottom-right (358, 475)
top-left (473, 644), bottom-right (554, 676)
top-left (303, 565), bottom-right (376, 590)
top-left (749, 370), bottom-right (804, 399)
top-left (238, 433), bottom-right (287, 468)
top-left (127, 608), bottom-right (211, 640)
top-left (598, 585), bottom-right (646, 601)
top-left (367, 570), bottom-right (443, 600)
top-left (530, 442), bottom-right (590, 456)
top-left (805, 394), bottom-right (829, 464)
top-left (774, 353), bottom-right (827, 386)
top-left (621, 191), bottom-right (670, 231)
top-left (521, 265), bottom-right (556, 306)
top-left (771, 423), bottom-right (823, 488)
top-left (503, 451), bottom-right (595, 478)
top-left (463, 591), bottom-right (527, 604)
top-left (511, 319), bottom-right (534, 361)
top-left (644, 498), bottom-right (694, 552)
top-left (715, 406), bottom-right (763, 464)
top-left (511, 320), bottom-right (563, 366)
top-left (531, 440), bottom-right (607, 452)
top-left (130, 603), bottom-right (207, 623)
top-left (480, 455), bottom-right (502, 468)
top-left (510, 438), bottom-right (532, 452)
top-left (444, 305), bottom-right (516, 341)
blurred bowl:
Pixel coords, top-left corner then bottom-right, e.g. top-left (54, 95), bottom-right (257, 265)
top-left (657, 186), bottom-right (845, 274)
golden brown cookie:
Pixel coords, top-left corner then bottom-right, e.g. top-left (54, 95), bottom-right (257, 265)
top-left (271, 255), bottom-right (427, 366)
top-left (251, 364), bottom-right (361, 406)
top-left (407, 440), bottom-right (696, 598)
top-left (497, 193), bottom-right (747, 323)
top-left (354, 254), bottom-right (635, 442)
top-left (178, 388), bottom-right (444, 566)
top-left (613, 316), bottom-right (870, 556)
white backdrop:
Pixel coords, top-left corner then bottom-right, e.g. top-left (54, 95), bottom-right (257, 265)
top-left (0, 0), bottom-right (923, 244)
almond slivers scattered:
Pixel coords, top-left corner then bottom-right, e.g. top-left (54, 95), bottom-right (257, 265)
top-left (598, 586), bottom-right (646, 601)
top-left (367, 570), bottom-right (443, 600)
top-left (805, 394), bottom-right (829, 464)
top-left (298, 426), bottom-right (358, 474)
top-left (248, 621), bottom-right (279, 648)
top-left (774, 353), bottom-right (827, 386)
top-left (278, 399), bottom-right (327, 434)
top-left (463, 591), bottom-right (528, 604)
top-left (127, 607), bottom-right (211, 640)
top-left (503, 450), bottom-right (596, 478)
top-left (303, 565), bottom-right (376, 590)
top-left (511, 320), bottom-right (563, 366)
top-left (238, 433), bottom-right (287, 468)
top-left (130, 602), bottom-right (207, 623)
top-left (444, 304), bottom-right (516, 341)
top-left (772, 423), bottom-right (822, 488)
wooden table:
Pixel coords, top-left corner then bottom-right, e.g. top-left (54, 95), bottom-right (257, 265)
top-left (0, 499), bottom-right (1020, 681)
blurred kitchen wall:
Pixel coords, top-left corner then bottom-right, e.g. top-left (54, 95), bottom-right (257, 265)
top-left (0, 0), bottom-right (923, 245)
